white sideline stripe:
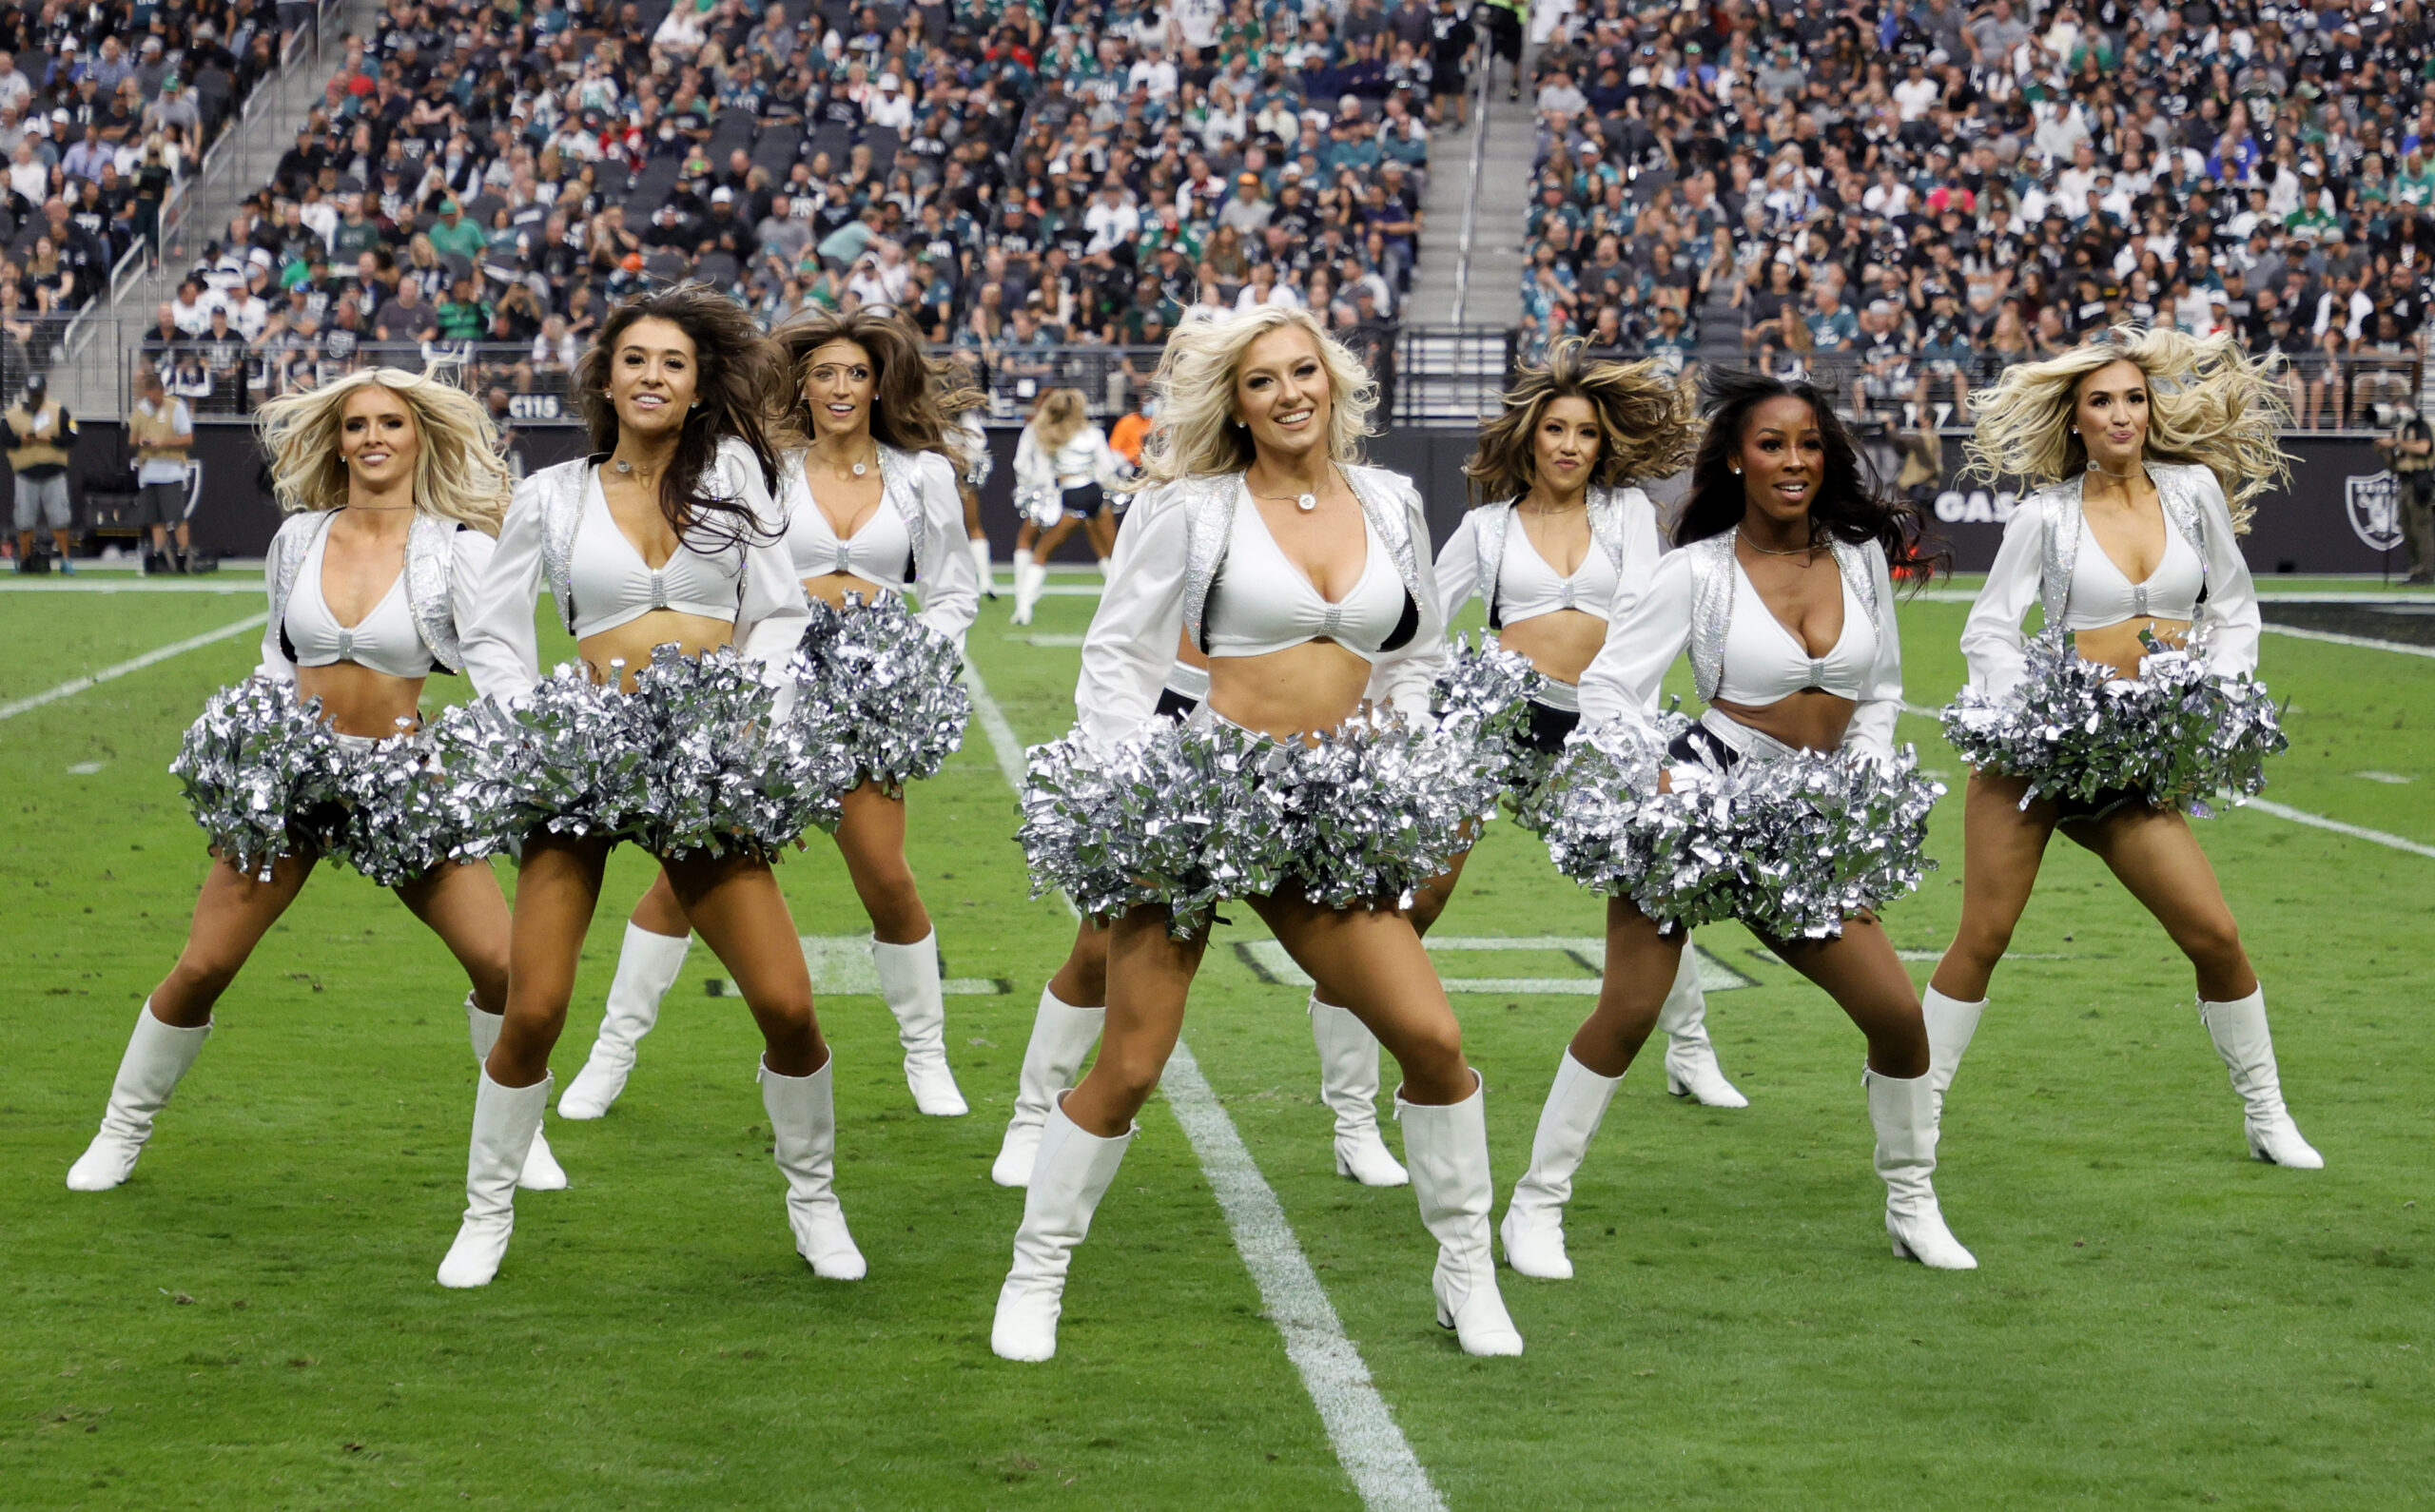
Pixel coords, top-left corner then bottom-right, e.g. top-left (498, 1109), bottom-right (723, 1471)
top-left (958, 663), bottom-right (1446, 1512)
top-left (0, 580), bottom-right (262, 593)
top-left (2240, 799), bottom-right (2435, 860)
top-left (0, 611), bottom-right (268, 723)
top-left (2261, 623), bottom-right (2435, 658)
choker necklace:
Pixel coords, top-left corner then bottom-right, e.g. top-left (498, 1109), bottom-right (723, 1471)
top-left (1743, 538), bottom-right (1819, 558)
top-left (2085, 460), bottom-right (2144, 479)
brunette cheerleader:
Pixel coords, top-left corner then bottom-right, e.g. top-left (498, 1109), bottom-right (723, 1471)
top-left (1528, 370), bottom-right (1971, 1275)
top-left (65, 369), bottom-right (564, 1192)
top-left (557, 310), bottom-right (981, 1122)
top-left (1928, 328), bottom-right (2316, 1168)
top-left (1004, 306), bottom-right (1524, 1360)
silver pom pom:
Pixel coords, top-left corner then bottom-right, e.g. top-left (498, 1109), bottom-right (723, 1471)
top-left (1431, 633), bottom-right (1567, 831)
top-left (171, 677), bottom-right (342, 882)
top-left (316, 726), bottom-right (501, 886)
top-left (789, 595), bottom-right (971, 798)
top-left (1542, 717), bottom-right (1943, 940)
top-left (1941, 626), bottom-right (2287, 818)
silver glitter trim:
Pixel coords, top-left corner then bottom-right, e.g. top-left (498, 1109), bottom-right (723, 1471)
top-left (266, 513), bottom-right (331, 641)
top-left (1588, 487), bottom-right (1639, 578)
top-left (789, 593), bottom-right (970, 798)
top-left (526, 458), bottom-right (590, 634)
top-left (1683, 533), bottom-right (1737, 702)
top-left (1343, 465), bottom-right (1422, 603)
top-left (1177, 474), bottom-right (1239, 653)
top-left (873, 442), bottom-right (932, 590)
top-left (405, 514), bottom-right (462, 672)
top-left (1471, 501), bottom-right (1510, 621)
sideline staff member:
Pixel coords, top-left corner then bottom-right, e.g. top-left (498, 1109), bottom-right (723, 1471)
top-left (2378, 409), bottom-right (2435, 584)
top-left (128, 369), bottom-right (197, 573)
top-left (5, 374), bottom-right (76, 573)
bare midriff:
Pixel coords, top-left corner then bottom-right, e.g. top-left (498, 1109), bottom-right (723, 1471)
top-left (297, 663), bottom-right (429, 740)
top-left (1498, 607), bottom-right (1607, 688)
top-left (579, 611), bottom-right (736, 691)
top-left (1208, 640), bottom-right (1374, 742)
top-left (1709, 688), bottom-right (1859, 755)
top-left (802, 572), bottom-right (892, 611)
top-left (2073, 614), bottom-right (2192, 681)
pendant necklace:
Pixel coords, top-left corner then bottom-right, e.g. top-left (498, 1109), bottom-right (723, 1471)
top-left (1252, 467), bottom-right (1328, 513)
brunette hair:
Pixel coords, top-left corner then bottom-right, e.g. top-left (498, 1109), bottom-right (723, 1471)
top-left (771, 306), bottom-right (970, 467)
top-left (1464, 338), bottom-right (1697, 503)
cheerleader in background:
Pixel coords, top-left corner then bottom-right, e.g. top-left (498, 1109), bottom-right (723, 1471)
top-left (1532, 370), bottom-right (1971, 1275)
top-left (1003, 306), bottom-right (1524, 1360)
top-left (558, 309), bottom-right (982, 1122)
top-left (66, 369), bottom-right (564, 1192)
top-left (1007, 388), bottom-right (1132, 626)
top-left (945, 354), bottom-right (998, 598)
top-left (439, 284), bottom-right (858, 1288)
top-left (1929, 329), bottom-right (2317, 1168)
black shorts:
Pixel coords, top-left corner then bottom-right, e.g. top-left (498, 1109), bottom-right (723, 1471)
top-left (1061, 483), bottom-right (1104, 520)
top-left (1478, 4), bottom-right (1522, 63)
top-left (2053, 786), bottom-right (2152, 824)
top-left (1666, 722), bottom-right (1743, 771)
top-left (1154, 687), bottom-right (1200, 721)
top-left (1517, 698), bottom-right (1580, 755)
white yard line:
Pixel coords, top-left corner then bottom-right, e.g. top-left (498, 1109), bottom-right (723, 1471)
top-left (2260, 623), bottom-right (2435, 659)
top-left (0, 612), bottom-right (268, 723)
top-left (960, 662), bottom-right (1447, 1512)
top-left (0, 580), bottom-right (263, 593)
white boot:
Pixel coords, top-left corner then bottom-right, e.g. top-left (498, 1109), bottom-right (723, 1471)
top-left (65, 1002), bottom-right (210, 1191)
top-left (1398, 1075), bottom-right (1525, 1356)
top-left (992, 985), bottom-right (1104, 1187)
top-left (465, 997), bottom-right (566, 1191)
top-left (969, 536), bottom-right (996, 598)
top-left (2200, 988), bottom-right (2323, 1169)
top-left (761, 1056), bottom-right (866, 1279)
top-left (1657, 951), bottom-right (1747, 1108)
top-left (1310, 996), bottom-right (1409, 1186)
top-left (1868, 1068), bottom-right (1977, 1270)
top-left (992, 1099), bottom-right (1135, 1362)
top-left (1009, 549), bottom-right (1039, 625)
top-left (1498, 1052), bottom-right (1619, 1281)
top-left (559, 923), bottom-right (689, 1119)
top-left (1094, 556), bottom-right (1111, 578)
top-left (1920, 986), bottom-right (1985, 1118)
top-left (873, 931), bottom-right (967, 1116)
top-left (437, 1071), bottom-right (550, 1289)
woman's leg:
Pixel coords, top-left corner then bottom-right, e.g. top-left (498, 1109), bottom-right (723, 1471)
top-left (1083, 506), bottom-right (1117, 564)
top-left (1924, 770), bottom-right (2060, 1108)
top-left (996, 906), bottom-right (1204, 1362)
top-left (1568, 898), bottom-right (1688, 1078)
top-left (2063, 806), bottom-right (2318, 1166)
top-left (560, 870), bottom-right (692, 1119)
top-left (962, 485), bottom-right (995, 599)
top-left (67, 852), bottom-right (315, 1190)
top-left (834, 782), bottom-right (964, 1115)
top-left (994, 918), bottom-right (1112, 1187)
top-left (834, 783), bottom-right (931, 943)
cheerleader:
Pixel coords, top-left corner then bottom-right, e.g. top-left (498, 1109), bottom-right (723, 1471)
top-left (438, 284), bottom-right (856, 1288)
top-left (1529, 370), bottom-right (1971, 1275)
top-left (1007, 388), bottom-right (1132, 625)
top-left (557, 309), bottom-right (981, 1122)
top-left (950, 387), bottom-right (998, 599)
top-left (65, 369), bottom-right (566, 1192)
top-left (1926, 329), bottom-right (2317, 1168)
top-left (1003, 306), bottom-right (1524, 1360)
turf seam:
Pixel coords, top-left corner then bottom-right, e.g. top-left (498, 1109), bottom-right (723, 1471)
top-left (961, 661), bottom-right (1449, 1512)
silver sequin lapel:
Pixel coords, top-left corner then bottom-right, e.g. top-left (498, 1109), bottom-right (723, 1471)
top-left (1684, 532), bottom-right (1738, 702)
top-left (874, 442), bottom-right (931, 588)
top-left (404, 514), bottom-right (462, 671)
top-left (1178, 474), bottom-right (1240, 652)
top-left (267, 511), bottom-right (335, 637)
top-left (531, 459), bottom-right (590, 634)
top-left (1471, 501), bottom-right (1512, 620)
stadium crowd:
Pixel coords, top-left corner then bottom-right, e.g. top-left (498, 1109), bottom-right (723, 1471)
top-left (1519, 0), bottom-right (2435, 427)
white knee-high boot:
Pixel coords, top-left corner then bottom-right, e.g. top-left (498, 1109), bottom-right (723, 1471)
top-left (1867, 1069), bottom-right (1977, 1270)
top-left (1656, 950), bottom-right (1747, 1108)
top-left (761, 1056), bottom-right (865, 1278)
top-left (2200, 988), bottom-right (2322, 1168)
top-left (466, 997), bottom-right (566, 1191)
top-left (559, 923), bottom-right (689, 1119)
top-left (968, 536), bottom-right (996, 598)
top-left (872, 931), bottom-right (967, 1116)
top-left (437, 1071), bottom-right (550, 1288)
top-left (992, 1099), bottom-right (1136, 1362)
top-left (1920, 986), bottom-right (1985, 1118)
top-left (65, 1002), bottom-right (211, 1191)
top-left (1498, 1052), bottom-right (1620, 1280)
top-left (1010, 549), bottom-right (1040, 625)
top-left (1398, 1074), bottom-right (1525, 1356)
top-left (992, 984), bottom-right (1104, 1187)
top-left (1310, 995), bottom-right (1409, 1186)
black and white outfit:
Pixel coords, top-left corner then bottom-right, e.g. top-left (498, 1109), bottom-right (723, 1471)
top-left (67, 511), bottom-right (567, 1192)
top-left (1008, 419), bottom-right (1132, 624)
top-left (1521, 529), bottom-right (1970, 1271)
top-left (951, 408), bottom-right (997, 593)
top-left (561, 442), bottom-right (983, 1122)
top-left (435, 437), bottom-right (861, 1289)
top-left (1930, 462), bottom-right (2318, 1168)
top-left (1434, 487), bottom-right (1746, 1111)
top-left (1002, 466), bottom-right (1527, 1359)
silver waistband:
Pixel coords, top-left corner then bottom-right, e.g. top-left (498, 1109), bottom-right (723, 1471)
top-left (1530, 677), bottom-right (1580, 714)
top-left (1162, 662), bottom-right (1211, 700)
top-left (1697, 708), bottom-right (1803, 764)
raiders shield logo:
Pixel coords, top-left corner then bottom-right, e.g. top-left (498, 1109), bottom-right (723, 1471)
top-left (2347, 471), bottom-right (2406, 552)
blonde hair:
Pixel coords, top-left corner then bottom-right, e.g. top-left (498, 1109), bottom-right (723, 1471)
top-left (1031, 388), bottom-right (1088, 453)
top-left (1465, 338), bottom-right (1697, 503)
top-left (255, 368), bottom-right (513, 534)
top-left (1964, 325), bottom-right (2292, 529)
top-left (1140, 305), bottom-right (1377, 484)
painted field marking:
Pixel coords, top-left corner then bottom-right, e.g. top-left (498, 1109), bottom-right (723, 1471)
top-left (801, 935), bottom-right (1003, 996)
top-left (2261, 624), bottom-right (2435, 659)
top-left (1001, 631), bottom-right (1090, 648)
top-left (67, 761), bottom-right (106, 775)
top-left (2355, 771), bottom-right (2417, 785)
top-left (0, 612), bottom-right (269, 724)
top-left (1237, 936), bottom-right (1759, 997)
top-left (959, 662), bottom-right (1446, 1512)
top-left (0, 580), bottom-right (262, 594)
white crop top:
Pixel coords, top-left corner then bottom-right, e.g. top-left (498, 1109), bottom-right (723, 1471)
top-left (282, 524), bottom-right (434, 678)
top-left (1714, 560), bottom-right (1873, 703)
top-left (568, 469), bottom-right (747, 639)
top-left (782, 468), bottom-right (915, 594)
top-left (1204, 486), bottom-right (1410, 660)
top-left (2060, 514), bottom-right (2204, 630)
top-left (1497, 520), bottom-right (1622, 624)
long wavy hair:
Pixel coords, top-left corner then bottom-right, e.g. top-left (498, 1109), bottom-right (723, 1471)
top-left (1141, 305), bottom-right (1377, 484)
top-left (575, 282), bottom-right (789, 551)
top-left (1465, 338), bottom-right (1698, 503)
top-left (1677, 368), bottom-right (1941, 576)
top-left (1029, 388), bottom-right (1088, 452)
top-left (1964, 324), bottom-right (2292, 529)
top-left (771, 306), bottom-right (971, 468)
top-left (255, 367), bottom-right (511, 533)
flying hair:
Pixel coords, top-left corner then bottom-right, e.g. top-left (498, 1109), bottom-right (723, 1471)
top-left (254, 367), bottom-right (512, 534)
top-left (1465, 338), bottom-right (1698, 503)
top-left (1140, 305), bottom-right (1377, 484)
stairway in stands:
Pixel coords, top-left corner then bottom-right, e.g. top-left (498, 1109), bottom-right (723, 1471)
top-left (1398, 60), bottom-right (1538, 421)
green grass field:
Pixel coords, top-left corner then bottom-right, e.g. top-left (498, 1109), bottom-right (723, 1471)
top-left (4, 572), bottom-right (2430, 1510)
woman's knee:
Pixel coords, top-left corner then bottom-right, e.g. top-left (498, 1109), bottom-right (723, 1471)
top-left (1050, 951), bottom-right (1107, 1007)
top-left (2175, 911), bottom-right (2248, 980)
top-left (1385, 1012), bottom-right (1466, 1082)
